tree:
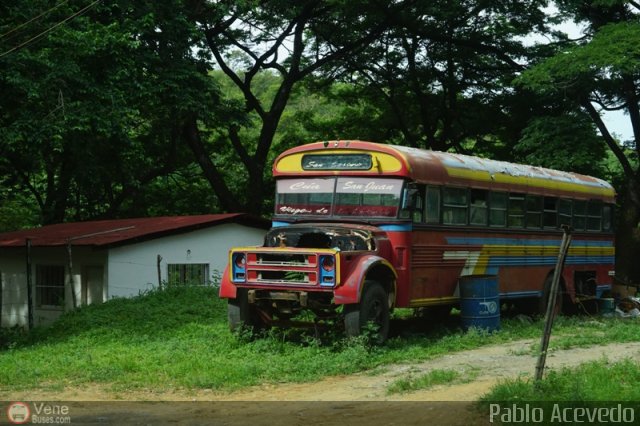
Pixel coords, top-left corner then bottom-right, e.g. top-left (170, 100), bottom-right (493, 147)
top-left (322, 0), bottom-right (551, 153)
top-left (517, 0), bottom-right (640, 282)
top-left (514, 113), bottom-right (608, 177)
top-left (185, 0), bottom-right (403, 214)
top-left (0, 0), bottom-right (223, 225)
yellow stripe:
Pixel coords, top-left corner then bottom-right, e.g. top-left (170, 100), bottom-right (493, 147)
top-left (438, 245), bottom-right (615, 275)
top-left (446, 167), bottom-right (615, 198)
top-left (443, 246), bottom-right (614, 257)
top-left (275, 149), bottom-right (403, 173)
top-left (409, 296), bottom-right (458, 307)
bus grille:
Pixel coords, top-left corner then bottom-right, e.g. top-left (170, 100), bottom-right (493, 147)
top-left (231, 248), bottom-right (337, 287)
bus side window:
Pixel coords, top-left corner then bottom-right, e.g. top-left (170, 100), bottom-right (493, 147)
top-left (526, 195), bottom-right (542, 229)
top-left (526, 195), bottom-right (543, 228)
top-left (587, 201), bottom-right (602, 231)
top-left (603, 204), bottom-right (613, 231)
top-left (470, 189), bottom-right (488, 226)
top-left (508, 193), bottom-right (525, 228)
top-left (558, 199), bottom-right (572, 227)
top-left (489, 192), bottom-right (507, 227)
top-left (425, 186), bottom-right (441, 224)
top-left (573, 200), bottom-right (587, 231)
top-left (543, 197), bottom-right (558, 228)
top-left (412, 187), bottom-right (424, 223)
top-left (442, 187), bottom-right (468, 225)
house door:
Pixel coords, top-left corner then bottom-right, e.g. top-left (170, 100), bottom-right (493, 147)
top-left (82, 266), bottom-right (104, 305)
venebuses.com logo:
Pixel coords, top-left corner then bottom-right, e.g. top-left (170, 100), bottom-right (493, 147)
top-left (5, 401), bottom-right (72, 424)
top-left (6, 402), bottom-right (30, 424)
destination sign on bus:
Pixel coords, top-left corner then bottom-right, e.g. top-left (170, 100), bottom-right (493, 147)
top-left (302, 154), bottom-right (372, 170)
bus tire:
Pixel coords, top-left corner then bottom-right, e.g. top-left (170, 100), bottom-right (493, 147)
top-left (538, 274), bottom-right (563, 317)
top-left (344, 281), bottom-right (390, 344)
top-left (228, 288), bottom-right (263, 334)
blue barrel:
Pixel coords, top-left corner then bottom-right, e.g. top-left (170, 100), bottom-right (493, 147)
top-left (459, 275), bottom-right (500, 332)
top-left (599, 298), bottom-right (615, 315)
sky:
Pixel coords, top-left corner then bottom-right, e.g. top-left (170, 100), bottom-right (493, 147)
top-left (534, 9), bottom-right (635, 143)
top-left (602, 110), bottom-right (634, 143)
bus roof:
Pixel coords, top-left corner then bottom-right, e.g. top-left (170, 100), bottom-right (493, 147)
top-left (273, 140), bottom-right (615, 202)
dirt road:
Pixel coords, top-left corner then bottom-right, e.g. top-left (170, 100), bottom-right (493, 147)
top-left (6, 339), bottom-right (640, 425)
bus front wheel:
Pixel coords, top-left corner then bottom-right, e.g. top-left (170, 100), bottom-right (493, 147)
top-left (228, 288), bottom-right (265, 333)
top-left (344, 281), bottom-right (390, 344)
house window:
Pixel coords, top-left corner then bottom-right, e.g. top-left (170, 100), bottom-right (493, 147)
top-left (36, 265), bottom-right (65, 308)
top-left (167, 263), bottom-right (210, 286)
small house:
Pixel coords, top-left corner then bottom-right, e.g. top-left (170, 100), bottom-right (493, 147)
top-left (0, 214), bottom-right (269, 327)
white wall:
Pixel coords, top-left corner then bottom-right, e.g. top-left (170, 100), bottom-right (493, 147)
top-left (0, 247), bottom-right (107, 327)
top-left (0, 250), bottom-right (30, 328)
top-left (0, 222), bottom-right (266, 326)
top-left (107, 223), bottom-right (265, 298)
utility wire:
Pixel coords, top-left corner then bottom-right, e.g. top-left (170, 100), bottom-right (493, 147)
top-left (0, 0), bottom-right (70, 41)
top-left (0, 0), bottom-right (102, 60)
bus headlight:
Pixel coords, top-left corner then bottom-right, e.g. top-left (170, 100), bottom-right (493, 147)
top-left (319, 255), bottom-right (335, 286)
top-left (232, 252), bottom-right (246, 282)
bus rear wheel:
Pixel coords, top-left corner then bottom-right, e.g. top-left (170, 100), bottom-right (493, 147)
top-left (538, 275), bottom-right (564, 317)
top-left (344, 281), bottom-right (390, 344)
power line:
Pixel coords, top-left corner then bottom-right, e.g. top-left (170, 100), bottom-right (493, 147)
top-left (0, 0), bottom-right (71, 41)
top-left (0, 0), bottom-right (102, 60)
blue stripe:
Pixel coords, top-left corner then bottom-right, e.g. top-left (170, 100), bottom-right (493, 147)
top-left (379, 224), bottom-right (413, 232)
top-left (486, 256), bottom-right (614, 267)
top-left (271, 221), bottom-right (290, 228)
top-left (567, 256), bottom-right (615, 264)
top-left (499, 290), bottom-right (543, 299)
top-left (446, 237), bottom-right (613, 247)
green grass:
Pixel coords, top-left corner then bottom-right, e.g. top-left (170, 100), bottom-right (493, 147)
top-left (1, 288), bottom-right (639, 394)
top-left (387, 368), bottom-right (463, 394)
top-left (482, 358), bottom-right (640, 401)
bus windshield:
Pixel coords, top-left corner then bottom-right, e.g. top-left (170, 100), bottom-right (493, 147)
top-left (275, 177), bottom-right (404, 218)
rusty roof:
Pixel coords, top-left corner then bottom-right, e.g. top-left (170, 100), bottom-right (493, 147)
top-left (0, 214), bottom-right (269, 248)
top-left (273, 141), bottom-right (616, 202)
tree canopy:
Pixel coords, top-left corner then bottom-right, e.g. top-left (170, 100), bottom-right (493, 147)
top-left (1, 0), bottom-right (639, 279)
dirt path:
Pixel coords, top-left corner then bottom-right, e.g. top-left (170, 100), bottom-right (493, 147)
top-left (207, 339), bottom-right (640, 402)
top-left (5, 340), bottom-right (640, 425)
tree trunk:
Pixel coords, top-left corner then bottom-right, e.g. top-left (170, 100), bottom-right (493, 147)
top-left (615, 175), bottom-right (640, 284)
top-left (182, 117), bottom-right (242, 212)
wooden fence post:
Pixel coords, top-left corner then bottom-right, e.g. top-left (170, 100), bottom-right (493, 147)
top-left (66, 240), bottom-right (77, 309)
top-left (157, 255), bottom-right (163, 290)
top-left (26, 238), bottom-right (34, 330)
top-left (535, 225), bottom-right (572, 382)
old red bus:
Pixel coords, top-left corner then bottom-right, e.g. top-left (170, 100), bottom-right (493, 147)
top-left (219, 141), bottom-right (615, 341)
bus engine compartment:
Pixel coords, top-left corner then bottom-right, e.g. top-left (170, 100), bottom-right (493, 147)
top-left (264, 225), bottom-right (375, 251)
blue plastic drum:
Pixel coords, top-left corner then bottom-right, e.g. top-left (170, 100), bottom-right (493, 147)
top-left (459, 275), bottom-right (500, 332)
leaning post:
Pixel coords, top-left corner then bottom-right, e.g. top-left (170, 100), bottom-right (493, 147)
top-left (535, 225), bottom-right (572, 382)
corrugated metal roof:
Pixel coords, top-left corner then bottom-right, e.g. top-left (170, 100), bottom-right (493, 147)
top-left (0, 214), bottom-right (269, 248)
